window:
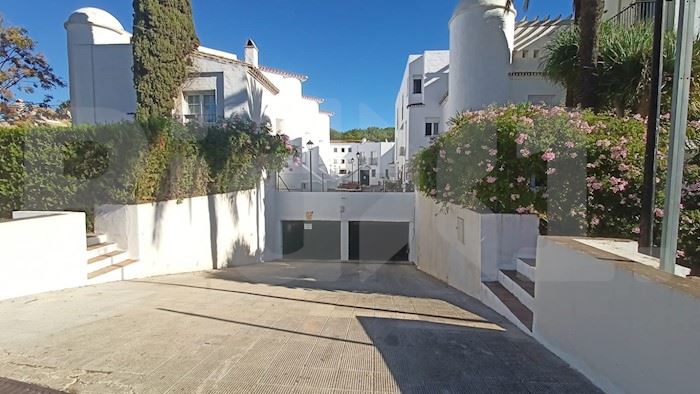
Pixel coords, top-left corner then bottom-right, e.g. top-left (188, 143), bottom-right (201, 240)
top-left (333, 159), bottom-right (338, 164)
top-left (371, 169), bottom-right (376, 177)
top-left (370, 151), bottom-right (378, 165)
top-left (341, 148), bottom-right (346, 153)
top-left (185, 92), bottom-right (216, 124)
top-left (385, 169), bottom-right (389, 178)
top-left (425, 122), bottom-right (440, 136)
top-left (413, 78), bottom-right (423, 94)
top-left (341, 159), bottom-right (345, 164)
top-left (334, 148), bottom-right (338, 153)
top-left (533, 49), bottom-right (540, 58)
top-left (522, 50), bottom-right (529, 58)
top-left (399, 147), bottom-right (406, 157)
top-left (339, 169), bottom-right (347, 175)
top-left (348, 148), bottom-right (352, 153)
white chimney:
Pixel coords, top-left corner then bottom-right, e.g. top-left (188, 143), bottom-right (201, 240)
top-left (245, 39), bottom-right (259, 67)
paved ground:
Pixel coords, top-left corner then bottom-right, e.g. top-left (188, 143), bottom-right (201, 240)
top-left (0, 262), bottom-right (601, 393)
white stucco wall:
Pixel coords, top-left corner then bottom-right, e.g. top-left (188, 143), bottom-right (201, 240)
top-left (414, 193), bottom-right (539, 298)
top-left (0, 212), bottom-right (87, 300)
top-left (265, 191), bottom-right (416, 261)
top-left (446, 0), bottom-right (515, 119)
top-left (95, 187), bottom-right (265, 279)
top-left (534, 236), bottom-right (700, 394)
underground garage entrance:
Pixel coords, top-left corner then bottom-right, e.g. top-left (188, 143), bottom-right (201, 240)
top-left (281, 221), bottom-right (409, 262)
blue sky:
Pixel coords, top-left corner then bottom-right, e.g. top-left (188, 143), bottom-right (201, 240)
top-left (2, 1), bottom-right (572, 131)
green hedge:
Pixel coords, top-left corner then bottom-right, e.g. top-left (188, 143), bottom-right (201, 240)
top-left (413, 105), bottom-right (700, 267)
top-left (0, 118), bottom-right (292, 221)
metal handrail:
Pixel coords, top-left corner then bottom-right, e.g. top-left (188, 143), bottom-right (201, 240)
top-left (611, 1), bottom-right (656, 27)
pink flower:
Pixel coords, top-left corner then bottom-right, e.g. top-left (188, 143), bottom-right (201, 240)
top-left (596, 139), bottom-right (612, 148)
top-left (486, 176), bottom-right (497, 184)
top-left (515, 133), bottom-right (529, 145)
top-left (654, 208), bottom-right (664, 218)
top-left (488, 149), bottom-right (498, 157)
top-left (545, 168), bottom-right (557, 175)
top-left (486, 163), bottom-right (495, 173)
top-left (456, 147), bottom-right (462, 154)
top-left (511, 194), bottom-right (520, 201)
top-left (517, 176), bottom-right (527, 183)
top-left (591, 217), bottom-right (601, 226)
top-left (632, 227), bottom-right (641, 234)
top-left (520, 148), bottom-right (531, 158)
top-left (618, 164), bottom-right (630, 172)
top-left (439, 150), bottom-right (447, 159)
top-left (489, 196), bottom-right (498, 202)
top-left (570, 153), bottom-right (578, 159)
top-left (445, 183), bottom-right (452, 191)
top-left (565, 141), bottom-right (576, 149)
top-left (677, 250), bottom-right (686, 258)
top-left (541, 150), bottom-right (556, 162)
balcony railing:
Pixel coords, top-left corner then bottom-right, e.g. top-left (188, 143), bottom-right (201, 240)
top-left (611, 1), bottom-right (656, 27)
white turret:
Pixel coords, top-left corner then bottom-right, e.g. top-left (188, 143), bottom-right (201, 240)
top-left (446, 0), bottom-right (516, 119)
top-left (65, 8), bottom-right (134, 124)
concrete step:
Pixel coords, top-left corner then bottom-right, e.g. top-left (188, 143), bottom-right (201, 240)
top-left (483, 281), bottom-right (533, 332)
top-left (498, 270), bottom-right (535, 311)
top-left (86, 242), bottom-right (118, 260)
top-left (87, 259), bottom-right (138, 282)
top-left (86, 233), bottom-right (108, 247)
top-left (87, 250), bottom-right (129, 272)
top-left (516, 256), bottom-right (536, 282)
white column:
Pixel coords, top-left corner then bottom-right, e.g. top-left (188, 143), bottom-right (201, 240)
top-left (340, 220), bottom-right (349, 261)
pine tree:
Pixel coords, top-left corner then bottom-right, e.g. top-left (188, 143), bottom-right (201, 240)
top-left (132, 0), bottom-right (200, 121)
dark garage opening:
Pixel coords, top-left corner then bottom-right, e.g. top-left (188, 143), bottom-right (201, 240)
top-left (349, 221), bottom-right (409, 262)
top-left (282, 221), bottom-right (341, 260)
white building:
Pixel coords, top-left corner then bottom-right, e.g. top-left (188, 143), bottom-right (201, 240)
top-left (65, 7), bottom-right (335, 191)
top-left (328, 140), bottom-right (395, 187)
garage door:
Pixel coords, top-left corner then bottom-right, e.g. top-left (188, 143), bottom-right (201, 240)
top-left (349, 221), bottom-right (409, 262)
top-left (282, 221), bottom-right (341, 260)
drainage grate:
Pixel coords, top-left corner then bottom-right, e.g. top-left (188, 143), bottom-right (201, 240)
top-left (0, 377), bottom-right (66, 394)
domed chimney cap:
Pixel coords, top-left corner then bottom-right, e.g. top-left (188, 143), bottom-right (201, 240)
top-left (65, 7), bottom-right (126, 33)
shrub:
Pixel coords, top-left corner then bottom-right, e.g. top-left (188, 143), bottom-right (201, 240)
top-left (0, 118), bottom-right (292, 221)
top-left (413, 104), bottom-right (700, 267)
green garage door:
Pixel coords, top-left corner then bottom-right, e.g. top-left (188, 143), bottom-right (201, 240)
top-left (282, 221), bottom-right (341, 260)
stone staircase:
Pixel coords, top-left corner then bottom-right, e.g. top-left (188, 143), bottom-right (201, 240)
top-left (86, 233), bottom-right (137, 283)
top-left (482, 254), bottom-right (536, 333)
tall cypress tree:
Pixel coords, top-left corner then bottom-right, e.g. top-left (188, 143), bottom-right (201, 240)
top-left (132, 0), bottom-right (199, 121)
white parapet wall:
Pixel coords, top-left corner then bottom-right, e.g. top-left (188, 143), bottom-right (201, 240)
top-left (534, 236), bottom-right (700, 394)
top-left (95, 187), bottom-right (265, 279)
top-left (414, 193), bottom-right (539, 298)
top-left (0, 212), bottom-right (87, 300)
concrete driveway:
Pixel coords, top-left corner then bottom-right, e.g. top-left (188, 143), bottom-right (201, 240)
top-left (0, 262), bottom-right (600, 393)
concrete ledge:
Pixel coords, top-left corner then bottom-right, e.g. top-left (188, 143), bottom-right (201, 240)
top-left (534, 236), bottom-right (700, 394)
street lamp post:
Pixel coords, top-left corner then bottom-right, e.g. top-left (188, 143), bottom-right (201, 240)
top-left (306, 140), bottom-right (314, 192)
top-left (350, 158), bottom-right (355, 185)
top-left (356, 152), bottom-right (361, 186)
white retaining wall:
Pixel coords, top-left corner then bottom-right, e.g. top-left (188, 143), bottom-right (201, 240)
top-left (95, 186), bottom-right (265, 279)
top-left (534, 236), bottom-right (700, 394)
top-left (0, 212), bottom-right (87, 300)
top-left (414, 193), bottom-right (539, 298)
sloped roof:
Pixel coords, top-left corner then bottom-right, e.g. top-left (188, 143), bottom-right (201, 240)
top-left (260, 65), bottom-right (309, 82)
top-left (303, 96), bottom-right (325, 104)
top-left (193, 50), bottom-right (280, 95)
top-left (514, 16), bottom-right (573, 51)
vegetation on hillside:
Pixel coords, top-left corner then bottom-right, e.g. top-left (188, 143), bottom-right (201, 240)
top-left (331, 127), bottom-right (394, 142)
top-left (132, 0), bottom-right (200, 121)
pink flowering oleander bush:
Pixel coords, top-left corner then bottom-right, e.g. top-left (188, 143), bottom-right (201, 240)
top-left (413, 104), bottom-right (700, 268)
